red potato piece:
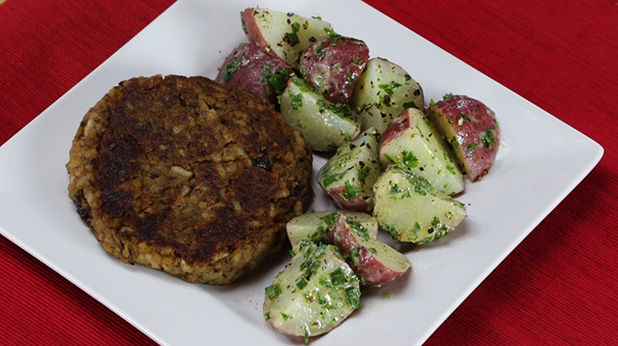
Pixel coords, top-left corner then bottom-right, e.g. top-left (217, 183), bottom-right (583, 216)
top-left (215, 42), bottom-right (293, 105)
top-left (428, 95), bottom-right (500, 182)
top-left (241, 8), bottom-right (332, 68)
top-left (316, 128), bottom-right (382, 212)
top-left (329, 214), bottom-right (411, 286)
top-left (300, 35), bottom-right (369, 104)
top-left (286, 210), bottom-right (379, 249)
top-left (379, 108), bottom-right (464, 195)
top-left (349, 57), bottom-right (424, 134)
top-left (280, 77), bottom-right (361, 152)
top-left (263, 241), bottom-right (361, 339)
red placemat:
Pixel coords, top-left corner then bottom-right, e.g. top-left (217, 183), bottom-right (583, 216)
top-left (1, 0), bottom-right (617, 345)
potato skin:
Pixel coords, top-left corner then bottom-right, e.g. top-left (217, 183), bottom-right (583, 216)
top-left (300, 35), bottom-right (369, 104)
top-left (215, 42), bottom-right (293, 105)
top-left (428, 95), bottom-right (500, 182)
top-left (329, 214), bottom-right (410, 286)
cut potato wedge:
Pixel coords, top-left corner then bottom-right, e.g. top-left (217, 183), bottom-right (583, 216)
top-left (263, 240), bottom-right (361, 340)
top-left (373, 167), bottom-right (466, 243)
top-left (242, 8), bottom-right (332, 68)
top-left (316, 128), bottom-right (382, 211)
top-left (329, 214), bottom-right (410, 286)
top-left (428, 94), bottom-right (500, 182)
top-left (380, 108), bottom-right (464, 195)
top-left (350, 58), bottom-right (424, 134)
top-left (280, 77), bottom-right (361, 152)
top-left (286, 210), bottom-right (378, 249)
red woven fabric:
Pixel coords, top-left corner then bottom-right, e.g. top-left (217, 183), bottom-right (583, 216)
top-left (1, 0), bottom-right (617, 345)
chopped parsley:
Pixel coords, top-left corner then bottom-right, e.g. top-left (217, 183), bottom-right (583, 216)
top-left (314, 98), bottom-right (354, 119)
top-left (347, 72), bottom-right (357, 83)
top-left (296, 277), bottom-right (309, 290)
top-left (330, 36), bottom-right (344, 44)
top-left (402, 101), bottom-right (419, 109)
top-left (329, 267), bottom-right (347, 286)
top-left (449, 136), bottom-right (460, 148)
top-left (288, 90), bottom-right (303, 110)
top-left (385, 150), bottom-right (418, 169)
top-left (466, 142), bottom-right (478, 153)
top-left (341, 180), bottom-right (362, 200)
top-left (481, 128), bottom-right (497, 148)
top-left (357, 164), bottom-right (371, 185)
top-left (345, 287), bottom-right (361, 310)
top-left (378, 81), bottom-right (402, 97)
top-left (265, 284), bottom-right (281, 300)
top-left (389, 184), bottom-right (404, 194)
top-left (380, 223), bottom-right (398, 236)
top-left (222, 57), bottom-right (242, 82)
top-left (320, 212), bottom-right (340, 229)
top-left (284, 22), bottom-right (301, 46)
top-left (261, 66), bottom-right (291, 95)
top-left (315, 44), bottom-right (327, 58)
top-left (323, 141), bottom-right (339, 152)
top-left (323, 27), bottom-right (337, 37)
top-left (349, 221), bottom-right (371, 240)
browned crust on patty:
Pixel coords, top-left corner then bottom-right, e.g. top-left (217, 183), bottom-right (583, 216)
top-left (66, 75), bottom-right (312, 284)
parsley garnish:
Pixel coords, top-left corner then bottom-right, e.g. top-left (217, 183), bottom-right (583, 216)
top-left (345, 287), bottom-right (361, 310)
top-left (341, 181), bottom-right (362, 200)
top-left (403, 101), bottom-right (419, 109)
top-left (385, 151), bottom-right (418, 168)
top-left (378, 81), bottom-right (402, 96)
top-left (222, 57), bottom-right (242, 82)
top-left (323, 27), bottom-right (337, 36)
top-left (261, 66), bottom-right (291, 95)
top-left (265, 284), bottom-right (281, 300)
top-left (329, 267), bottom-right (347, 286)
top-left (320, 212), bottom-right (340, 229)
top-left (481, 128), bottom-right (496, 148)
top-left (349, 221), bottom-right (371, 240)
top-left (288, 90), bottom-right (303, 110)
top-left (284, 22), bottom-right (301, 46)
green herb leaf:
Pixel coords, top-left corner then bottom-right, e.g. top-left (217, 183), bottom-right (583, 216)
top-left (284, 22), bottom-right (301, 46)
top-left (481, 128), bottom-right (496, 149)
top-left (341, 181), bottom-right (362, 200)
top-left (345, 287), bottom-right (361, 310)
top-left (265, 284), bottom-right (281, 300)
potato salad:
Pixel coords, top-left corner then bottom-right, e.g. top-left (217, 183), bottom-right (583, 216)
top-left (216, 7), bottom-right (501, 344)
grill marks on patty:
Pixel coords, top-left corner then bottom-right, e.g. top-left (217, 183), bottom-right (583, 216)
top-left (67, 75), bottom-right (312, 284)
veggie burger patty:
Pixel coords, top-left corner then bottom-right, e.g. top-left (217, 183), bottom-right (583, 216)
top-left (66, 75), bottom-right (313, 285)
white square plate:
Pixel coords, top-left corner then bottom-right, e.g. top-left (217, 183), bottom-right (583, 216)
top-left (0, 0), bottom-right (603, 345)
